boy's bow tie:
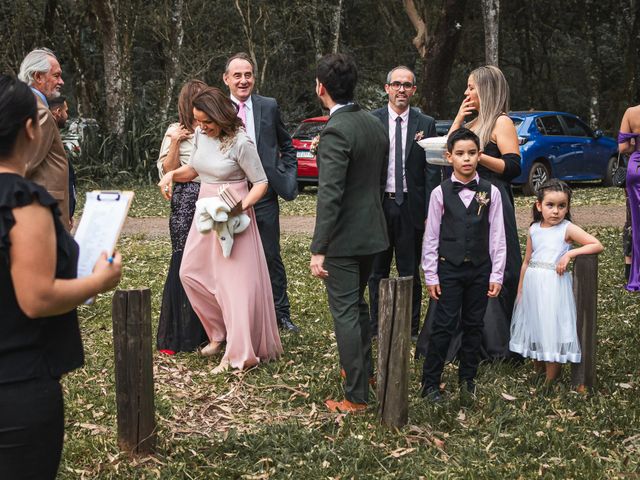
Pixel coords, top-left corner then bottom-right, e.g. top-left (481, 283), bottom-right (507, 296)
top-left (452, 179), bottom-right (478, 193)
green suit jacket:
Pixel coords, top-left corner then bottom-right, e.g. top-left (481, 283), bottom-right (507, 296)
top-left (311, 104), bottom-right (389, 257)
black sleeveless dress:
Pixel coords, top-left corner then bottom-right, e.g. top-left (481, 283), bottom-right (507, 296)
top-left (0, 173), bottom-right (84, 382)
top-left (0, 173), bottom-right (84, 479)
top-left (416, 141), bottom-right (522, 361)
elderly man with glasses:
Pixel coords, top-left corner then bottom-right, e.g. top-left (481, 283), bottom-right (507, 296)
top-left (368, 66), bottom-right (441, 339)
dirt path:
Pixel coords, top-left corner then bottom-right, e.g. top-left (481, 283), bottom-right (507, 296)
top-left (123, 204), bottom-right (625, 239)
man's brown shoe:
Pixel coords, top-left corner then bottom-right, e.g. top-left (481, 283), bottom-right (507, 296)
top-left (324, 398), bottom-right (367, 413)
top-left (340, 368), bottom-right (376, 388)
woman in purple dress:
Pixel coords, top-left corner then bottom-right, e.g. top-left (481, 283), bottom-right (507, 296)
top-left (618, 106), bottom-right (640, 291)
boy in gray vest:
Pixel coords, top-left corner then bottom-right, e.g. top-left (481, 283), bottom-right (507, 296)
top-left (420, 128), bottom-right (506, 402)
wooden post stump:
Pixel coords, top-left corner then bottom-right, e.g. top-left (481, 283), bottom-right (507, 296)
top-left (111, 288), bottom-right (156, 455)
top-left (377, 276), bottom-right (412, 428)
top-left (571, 254), bottom-right (599, 391)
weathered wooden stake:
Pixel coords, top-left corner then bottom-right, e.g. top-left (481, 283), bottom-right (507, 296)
top-left (377, 276), bottom-right (412, 428)
top-left (112, 288), bottom-right (156, 455)
top-left (571, 254), bottom-right (599, 391)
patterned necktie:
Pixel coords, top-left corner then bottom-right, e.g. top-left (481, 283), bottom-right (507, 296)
top-left (395, 116), bottom-right (404, 206)
top-left (238, 101), bottom-right (247, 127)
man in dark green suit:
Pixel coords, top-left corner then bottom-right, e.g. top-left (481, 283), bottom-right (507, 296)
top-left (310, 53), bottom-right (389, 412)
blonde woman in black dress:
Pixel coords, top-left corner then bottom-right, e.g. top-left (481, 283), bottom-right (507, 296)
top-left (418, 65), bottom-right (522, 361)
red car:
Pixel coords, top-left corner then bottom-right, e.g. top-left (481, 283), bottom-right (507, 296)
top-left (291, 116), bottom-right (328, 191)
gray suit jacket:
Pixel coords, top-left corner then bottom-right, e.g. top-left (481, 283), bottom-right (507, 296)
top-left (311, 104), bottom-right (389, 257)
top-left (251, 94), bottom-right (297, 201)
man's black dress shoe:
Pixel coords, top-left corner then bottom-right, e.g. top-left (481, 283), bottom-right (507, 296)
top-left (459, 380), bottom-right (476, 406)
top-left (278, 317), bottom-right (300, 333)
top-left (461, 380), bottom-right (476, 395)
top-left (421, 385), bottom-right (443, 403)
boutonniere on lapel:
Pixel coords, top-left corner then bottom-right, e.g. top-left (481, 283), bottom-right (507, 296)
top-left (475, 191), bottom-right (490, 215)
top-left (414, 131), bottom-right (425, 142)
top-left (310, 135), bottom-right (321, 156)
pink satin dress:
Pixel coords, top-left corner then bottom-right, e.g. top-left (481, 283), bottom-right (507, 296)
top-left (180, 129), bottom-right (282, 369)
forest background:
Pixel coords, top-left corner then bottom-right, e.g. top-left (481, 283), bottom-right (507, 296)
top-left (1, 0), bottom-right (639, 182)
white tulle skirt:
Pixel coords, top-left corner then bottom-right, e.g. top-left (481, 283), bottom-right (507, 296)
top-left (509, 264), bottom-right (581, 363)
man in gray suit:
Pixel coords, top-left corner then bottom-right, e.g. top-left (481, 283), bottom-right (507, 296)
top-left (223, 53), bottom-right (299, 332)
top-left (310, 53), bottom-right (389, 412)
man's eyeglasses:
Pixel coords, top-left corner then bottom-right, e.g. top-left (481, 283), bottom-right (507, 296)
top-left (388, 81), bottom-right (415, 90)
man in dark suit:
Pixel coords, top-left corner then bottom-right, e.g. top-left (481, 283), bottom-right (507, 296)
top-left (223, 53), bottom-right (299, 332)
top-left (48, 96), bottom-right (77, 227)
top-left (368, 66), bottom-right (441, 339)
top-left (310, 53), bottom-right (389, 412)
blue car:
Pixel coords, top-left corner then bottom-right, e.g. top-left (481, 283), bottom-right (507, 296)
top-left (510, 111), bottom-right (619, 194)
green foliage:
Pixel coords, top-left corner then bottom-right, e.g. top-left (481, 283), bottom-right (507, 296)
top-left (4, 0), bottom-right (638, 182)
top-left (58, 227), bottom-right (639, 478)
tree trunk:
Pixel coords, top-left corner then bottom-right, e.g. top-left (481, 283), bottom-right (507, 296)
top-left (55, 1), bottom-right (98, 118)
top-left (583, 0), bottom-right (603, 128)
top-left (311, 0), bottom-right (323, 59)
top-left (331, 0), bottom-right (343, 53)
top-left (160, 0), bottom-right (185, 123)
top-left (92, 0), bottom-right (135, 138)
top-left (404, 0), bottom-right (468, 118)
top-left (617, 0), bottom-right (640, 125)
top-left (481, 0), bottom-right (499, 66)
top-left (234, 0), bottom-right (260, 83)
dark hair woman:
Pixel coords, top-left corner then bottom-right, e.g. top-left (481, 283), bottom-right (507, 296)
top-left (0, 75), bottom-right (122, 478)
top-left (158, 86), bottom-right (282, 373)
top-left (156, 79), bottom-right (208, 355)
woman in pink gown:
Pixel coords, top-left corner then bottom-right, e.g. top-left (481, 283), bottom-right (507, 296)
top-left (159, 87), bottom-right (282, 372)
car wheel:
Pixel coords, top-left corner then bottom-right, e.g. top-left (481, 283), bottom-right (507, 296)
top-left (523, 161), bottom-right (550, 196)
top-left (602, 156), bottom-right (617, 187)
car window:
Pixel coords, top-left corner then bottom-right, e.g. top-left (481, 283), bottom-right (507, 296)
top-left (562, 116), bottom-right (592, 137)
top-left (539, 116), bottom-right (564, 136)
top-left (293, 121), bottom-right (326, 140)
top-left (435, 122), bottom-right (452, 136)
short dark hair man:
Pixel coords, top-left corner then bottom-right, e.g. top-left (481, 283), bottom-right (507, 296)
top-left (368, 66), bottom-right (441, 339)
top-left (222, 52), bottom-right (300, 332)
top-left (47, 95), bottom-right (77, 223)
top-left (47, 95), bottom-right (68, 128)
top-left (310, 53), bottom-right (389, 412)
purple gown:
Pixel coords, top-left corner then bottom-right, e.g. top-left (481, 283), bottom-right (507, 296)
top-left (618, 132), bottom-right (640, 291)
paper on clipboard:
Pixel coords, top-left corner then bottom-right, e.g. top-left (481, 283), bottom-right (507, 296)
top-left (74, 191), bottom-right (134, 278)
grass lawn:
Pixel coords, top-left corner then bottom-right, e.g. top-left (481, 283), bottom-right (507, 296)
top-left (59, 227), bottom-right (639, 479)
top-left (74, 183), bottom-right (627, 219)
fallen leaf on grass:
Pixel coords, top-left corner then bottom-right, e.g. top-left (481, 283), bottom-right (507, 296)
top-left (386, 447), bottom-right (416, 458)
top-left (501, 393), bottom-right (517, 401)
top-left (77, 422), bottom-right (109, 435)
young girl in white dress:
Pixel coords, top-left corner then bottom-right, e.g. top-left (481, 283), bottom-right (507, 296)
top-left (509, 179), bottom-right (603, 383)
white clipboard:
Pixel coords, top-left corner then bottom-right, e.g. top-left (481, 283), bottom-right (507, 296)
top-left (74, 190), bottom-right (134, 279)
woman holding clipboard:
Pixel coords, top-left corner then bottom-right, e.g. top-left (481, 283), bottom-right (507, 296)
top-left (0, 75), bottom-right (122, 479)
